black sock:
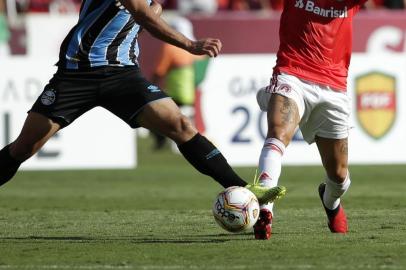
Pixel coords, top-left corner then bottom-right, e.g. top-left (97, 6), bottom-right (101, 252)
top-left (0, 145), bottom-right (21, 187)
top-left (178, 133), bottom-right (247, 188)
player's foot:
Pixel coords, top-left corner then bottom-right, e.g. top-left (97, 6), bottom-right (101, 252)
top-left (318, 183), bottom-right (348, 233)
top-left (246, 184), bottom-right (286, 204)
top-left (253, 209), bottom-right (273, 240)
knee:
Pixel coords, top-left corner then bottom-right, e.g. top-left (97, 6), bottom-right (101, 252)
top-left (170, 114), bottom-right (192, 134)
top-left (164, 114), bottom-right (197, 143)
top-left (326, 165), bottom-right (348, 183)
top-left (267, 129), bottom-right (292, 146)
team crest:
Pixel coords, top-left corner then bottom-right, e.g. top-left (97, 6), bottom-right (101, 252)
top-left (273, 83), bottom-right (292, 94)
top-left (40, 89), bottom-right (56, 106)
top-left (355, 72), bottom-right (396, 139)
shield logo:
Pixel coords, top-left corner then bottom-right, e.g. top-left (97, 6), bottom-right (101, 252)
top-left (355, 72), bottom-right (396, 139)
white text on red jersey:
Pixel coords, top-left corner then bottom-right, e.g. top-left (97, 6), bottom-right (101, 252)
top-left (295, 0), bottom-right (348, 18)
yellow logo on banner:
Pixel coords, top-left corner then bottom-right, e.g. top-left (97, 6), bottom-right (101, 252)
top-left (355, 72), bottom-right (396, 139)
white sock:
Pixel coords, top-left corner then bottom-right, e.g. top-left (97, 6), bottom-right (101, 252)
top-left (323, 173), bottom-right (351, 210)
top-left (258, 138), bottom-right (285, 213)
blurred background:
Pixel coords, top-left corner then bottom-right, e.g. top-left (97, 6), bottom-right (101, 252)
top-left (0, 0), bottom-right (406, 169)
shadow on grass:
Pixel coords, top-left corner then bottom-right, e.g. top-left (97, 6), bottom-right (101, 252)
top-left (196, 232), bottom-right (285, 237)
top-left (0, 235), bottom-right (236, 244)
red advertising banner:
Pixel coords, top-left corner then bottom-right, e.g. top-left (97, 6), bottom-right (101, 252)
top-left (139, 11), bottom-right (406, 77)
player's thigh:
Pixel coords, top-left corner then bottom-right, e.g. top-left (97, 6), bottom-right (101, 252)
top-left (10, 112), bottom-right (61, 161)
top-left (315, 136), bottom-right (348, 183)
top-left (99, 68), bottom-right (197, 143)
top-left (136, 98), bottom-right (197, 144)
top-left (267, 93), bottom-right (300, 145)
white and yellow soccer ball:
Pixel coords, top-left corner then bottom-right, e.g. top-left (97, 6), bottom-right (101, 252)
top-left (212, 186), bottom-right (260, 233)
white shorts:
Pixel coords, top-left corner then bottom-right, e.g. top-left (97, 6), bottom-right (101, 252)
top-left (256, 73), bottom-right (350, 144)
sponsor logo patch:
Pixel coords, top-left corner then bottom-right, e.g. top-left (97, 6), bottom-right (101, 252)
top-left (40, 89), bottom-right (56, 106)
top-left (355, 72), bottom-right (396, 139)
top-left (295, 0), bottom-right (348, 18)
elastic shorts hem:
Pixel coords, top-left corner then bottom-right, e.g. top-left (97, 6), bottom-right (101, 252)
top-left (128, 96), bottom-right (173, 128)
top-left (28, 109), bottom-right (70, 128)
top-left (303, 130), bottom-right (349, 144)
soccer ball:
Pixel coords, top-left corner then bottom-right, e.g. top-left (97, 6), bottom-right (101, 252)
top-left (212, 186), bottom-right (260, 233)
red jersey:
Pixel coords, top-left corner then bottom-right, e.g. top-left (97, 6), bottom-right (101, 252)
top-left (274, 0), bottom-right (367, 91)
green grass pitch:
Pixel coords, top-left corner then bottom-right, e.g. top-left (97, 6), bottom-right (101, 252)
top-left (0, 137), bottom-right (405, 270)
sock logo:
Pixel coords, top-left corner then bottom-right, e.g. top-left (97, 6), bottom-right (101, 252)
top-left (206, 149), bottom-right (220, 160)
top-left (259, 172), bottom-right (272, 181)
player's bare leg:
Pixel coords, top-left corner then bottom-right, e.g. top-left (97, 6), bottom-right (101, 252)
top-left (254, 93), bottom-right (300, 239)
top-left (136, 98), bottom-right (286, 202)
top-left (136, 98), bottom-right (197, 144)
top-left (266, 94), bottom-right (300, 144)
top-left (11, 113), bottom-right (61, 161)
top-left (316, 137), bottom-right (350, 233)
top-left (0, 112), bottom-right (61, 186)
